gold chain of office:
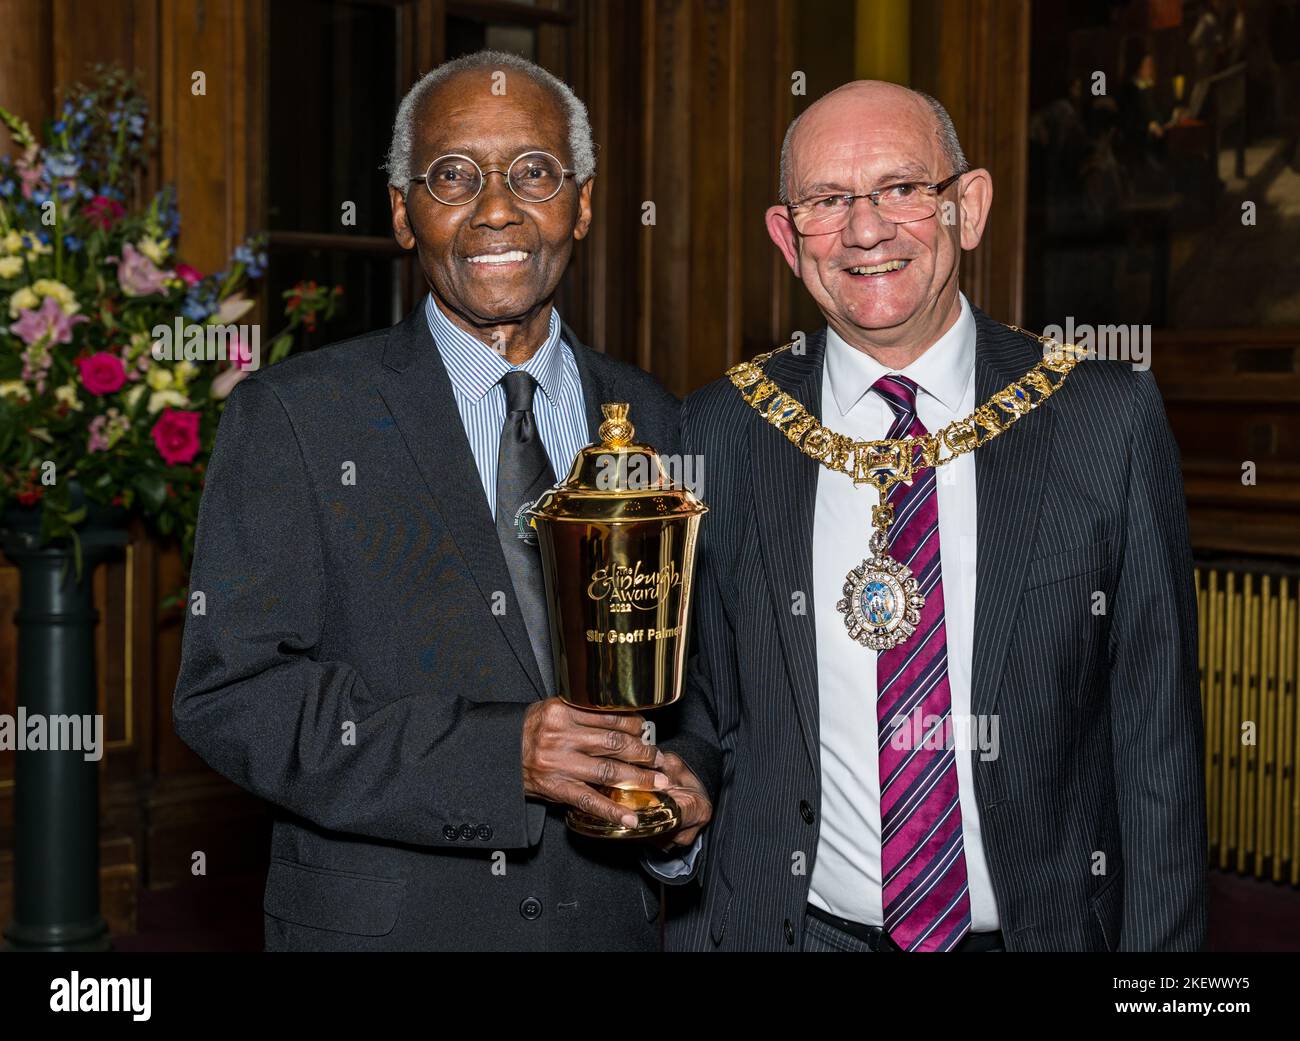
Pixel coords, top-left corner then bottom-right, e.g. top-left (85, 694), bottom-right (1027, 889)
top-left (725, 323), bottom-right (1091, 651)
top-left (726, 324), bottom-right (1088, 497)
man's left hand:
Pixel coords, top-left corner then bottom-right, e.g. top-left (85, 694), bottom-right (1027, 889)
top-left (650, 749), bottom-right (712, 850)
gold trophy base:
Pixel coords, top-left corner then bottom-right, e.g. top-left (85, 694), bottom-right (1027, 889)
top-left (566, 786), bottom-right (680, 839)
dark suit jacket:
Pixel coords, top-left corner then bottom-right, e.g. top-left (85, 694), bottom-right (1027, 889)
top-left (667, 306), bottom-right (1208, 952)
top-left (172, 302), bottom-right (721, 951)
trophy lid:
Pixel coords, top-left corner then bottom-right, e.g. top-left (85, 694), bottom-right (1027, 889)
top-left (529, 403), bottom-right (708, 523)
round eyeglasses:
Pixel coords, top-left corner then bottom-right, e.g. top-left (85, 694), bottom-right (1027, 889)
top-left (411, 150), bottom-right (576, 206)
top-left (787, 172), bottom-right (964, 234)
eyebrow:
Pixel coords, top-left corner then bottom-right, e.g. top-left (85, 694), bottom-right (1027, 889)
top-left (796, 165), bottom-right (936, 196)
top-left (424, 145), bottom-right (559, 162)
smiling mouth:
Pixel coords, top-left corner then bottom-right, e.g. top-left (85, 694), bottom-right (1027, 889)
top-left (465, 250), bottom-right (531, 265)
top-left (846, 259), bottom-right (909, 275)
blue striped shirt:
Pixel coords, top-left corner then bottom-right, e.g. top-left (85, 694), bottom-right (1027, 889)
top-left (428, 293), bottom-right (703, 879)
top-left (424, 294), bottom-right (590, 518)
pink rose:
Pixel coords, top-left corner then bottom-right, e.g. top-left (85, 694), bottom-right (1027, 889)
top-left (77, 352), bottom-right (128, 395)
top-left (150, 408), bottom-right (201, 466)
top-left (83, 195), bottom-right (126, 230)
top-left (175, 263), bottom-right (203, 286)
top-left (113, 242), bottom-right (171, 297)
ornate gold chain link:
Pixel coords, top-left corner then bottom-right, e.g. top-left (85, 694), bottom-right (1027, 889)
top-left (726, 323), bottom-right (1088, 498)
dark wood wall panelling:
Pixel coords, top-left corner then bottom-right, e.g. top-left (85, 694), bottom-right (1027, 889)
top-left (575, 0), bottom-right (797, 395)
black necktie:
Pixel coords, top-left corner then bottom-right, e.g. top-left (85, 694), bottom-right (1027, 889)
top-left (495, 370), bottom-right (557, 694)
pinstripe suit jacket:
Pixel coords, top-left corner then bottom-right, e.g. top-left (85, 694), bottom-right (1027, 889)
top-left (667, 305), bottom-right (1208, 952)
top-left (172, 303), bottom-right (720, 951)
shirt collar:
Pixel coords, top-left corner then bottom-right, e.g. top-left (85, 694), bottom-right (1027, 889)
top-left (824, 292), bottom-right (975, 419)
top-left (424, 293), bottom-right (567, 407)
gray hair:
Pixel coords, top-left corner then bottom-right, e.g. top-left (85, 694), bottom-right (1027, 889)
top-left (777, 87), bottom-right (969, 204)
top-left (385, 49), bottom-right (596, 195)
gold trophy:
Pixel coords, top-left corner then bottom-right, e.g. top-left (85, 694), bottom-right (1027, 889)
top-left (529, 403), bottom-right (707, 839)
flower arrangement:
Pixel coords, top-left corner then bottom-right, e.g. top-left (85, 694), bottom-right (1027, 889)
top-left (0, 65), bottom-right (341, 574)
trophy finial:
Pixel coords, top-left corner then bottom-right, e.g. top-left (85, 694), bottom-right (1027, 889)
top-left (598, 402), bottom-right (634, 447)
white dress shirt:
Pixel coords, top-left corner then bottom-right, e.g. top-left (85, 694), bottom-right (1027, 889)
top-left (807, 293), bottom-right (1000, 931)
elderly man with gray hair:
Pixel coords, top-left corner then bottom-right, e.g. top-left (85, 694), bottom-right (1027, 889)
top-left (174, 49), bottom-right (718, 952)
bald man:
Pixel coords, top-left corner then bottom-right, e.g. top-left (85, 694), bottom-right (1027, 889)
top-left (666, 82), bottom-right (1206, 952)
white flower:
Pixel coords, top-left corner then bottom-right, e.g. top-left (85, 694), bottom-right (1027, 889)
top-left (0, 380), bottom-right (31, 403)
top-left (146, 367), bottom-right (174, 391)
top-left (30, 278), bottom-right (80, 315)
top-left (0, 256), bottom-right (23, 279)
top-left (147, 389), bottom-right (190, 414)
top-left (55, 383), bottom-right (84, 411)
top-left (138, 237), bottom-right (171, 265)
top-left (211, 364), bottom-right (250, 400)
top-left (215, 294), bottom-right (254, 324)
top-left (8, 286), bottom-right (39, 317)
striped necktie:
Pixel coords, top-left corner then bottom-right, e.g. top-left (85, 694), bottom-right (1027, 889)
top-left (871, 373), bottom-right (971, 952)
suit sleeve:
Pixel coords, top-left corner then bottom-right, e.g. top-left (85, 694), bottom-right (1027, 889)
top-left (648, 396), bottom-right (723, 802)
top-left (640, 394), bottom-right (730, 885)
top-left (1107, 368), bottom-right (1208, 951)
top-left (173, 377), bottom-right (542, 850)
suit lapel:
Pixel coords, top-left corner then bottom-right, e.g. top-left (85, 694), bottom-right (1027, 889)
top-left (970, 309), bottom-right (1055, 720)
top-left (750, 333), bottom-right (825, 777)
top-left (375, 305), bottom-right (547, 698)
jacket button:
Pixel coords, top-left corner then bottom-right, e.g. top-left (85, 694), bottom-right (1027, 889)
top-left (477, 823), bottom-right (493, 840)
top-left (459, 823), bottom-right (476, 840)
top-left (443, 825), bottom-right (458, 840)
top-left (520, 897), bottom-right (543, 921)
top-left (799, 800), bottom-right (814, 824)
top-left (784, 918), bottom-right (795, 945)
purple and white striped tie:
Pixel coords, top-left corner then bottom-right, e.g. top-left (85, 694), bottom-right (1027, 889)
top-left (872, 374), bottom-right (971, 952)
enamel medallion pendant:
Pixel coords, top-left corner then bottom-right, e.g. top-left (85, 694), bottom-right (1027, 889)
top-left (835, 530), bottom-right (925, 651)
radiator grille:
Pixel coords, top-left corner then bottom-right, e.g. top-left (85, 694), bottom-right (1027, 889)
top-left (1197, 567), bottom-right (1299, 883)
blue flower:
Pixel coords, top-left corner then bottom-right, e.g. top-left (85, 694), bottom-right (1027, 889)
top-left (0, 181), bottom-right (13, 198)
top-left (64, 235), bottom-right (82, 252)
top-left (181, 281), bottom-right (219, 322)
top-left (233, 242), bottom-right (267, 278)
top-left (46, 152), bottom-right (79, 179)
top-left (52, 119), bottom-right (66, 134)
